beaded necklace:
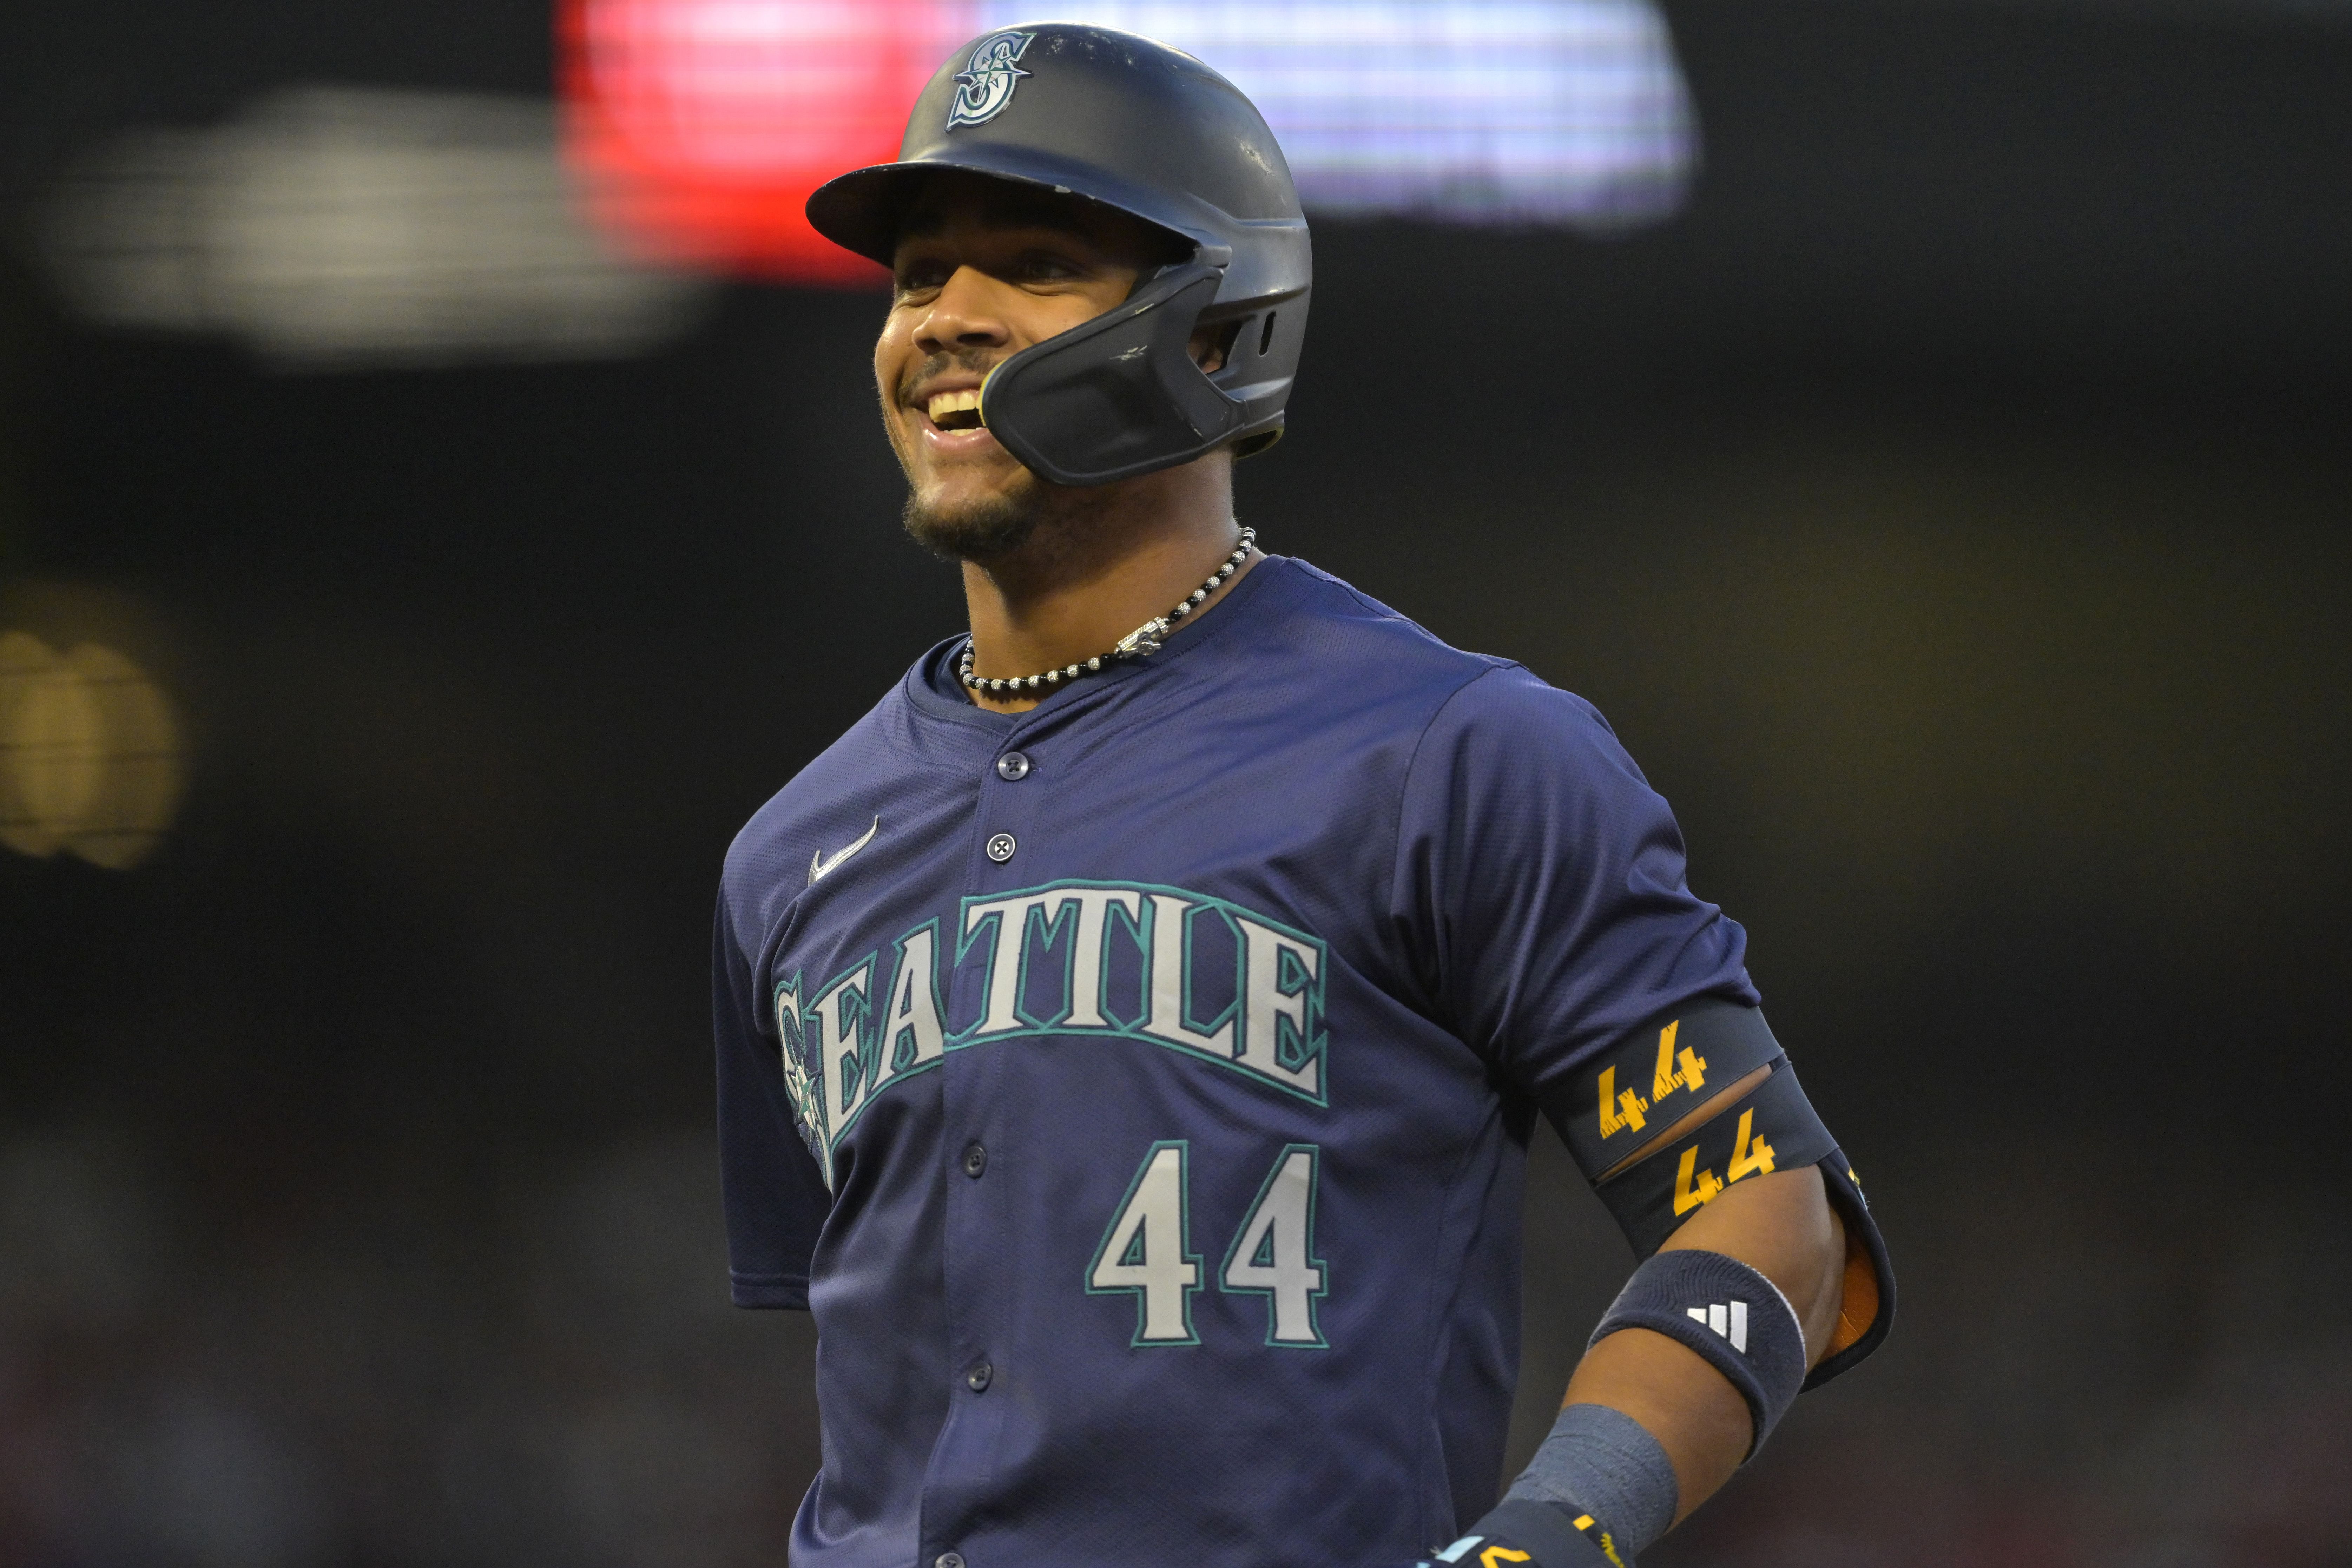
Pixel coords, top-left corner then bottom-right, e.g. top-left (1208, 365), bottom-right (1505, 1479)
top-left (958, 528), bottom-right (1255, 697)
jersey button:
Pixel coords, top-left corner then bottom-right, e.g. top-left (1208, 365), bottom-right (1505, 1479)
top-left (962, 1142), bottom-right (987, 1178)
top-left (936, 1555), bottom-right (965, 1568)
top-left (995, 751), bottom-right (1031, 781)
top-left (984, 832), bottom-right (1016, 863)
top-left (966, 1361), bottom-right (993, 1393)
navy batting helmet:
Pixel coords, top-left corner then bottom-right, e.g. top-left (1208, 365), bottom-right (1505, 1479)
top-left (806, 22), bottom-right (1311, 487)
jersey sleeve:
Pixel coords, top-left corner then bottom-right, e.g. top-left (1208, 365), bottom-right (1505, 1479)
top-left (1390, 665), bottom-right (1759, 1111)
top-left (713, 888), bottom-right (831, 1308)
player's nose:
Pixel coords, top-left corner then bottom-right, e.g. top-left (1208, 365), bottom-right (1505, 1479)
top-left (913, 265), bottom-right (1011, 355)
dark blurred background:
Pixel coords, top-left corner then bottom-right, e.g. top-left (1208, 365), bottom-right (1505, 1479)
top-left (3, 0), bottom-right (2350, 1564)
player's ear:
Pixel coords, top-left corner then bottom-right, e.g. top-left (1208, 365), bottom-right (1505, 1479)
top-left (1188, 319), bottom-right (1240, 374)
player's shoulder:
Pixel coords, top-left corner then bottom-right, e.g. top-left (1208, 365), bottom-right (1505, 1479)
top-left (1256, 556), bottom-right (1514, 696)
top-left (1264, 556), bottom-right (1623, 753)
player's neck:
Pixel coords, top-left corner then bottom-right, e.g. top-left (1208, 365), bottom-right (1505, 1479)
top-left (959, 458), bottom-right (1256, 714)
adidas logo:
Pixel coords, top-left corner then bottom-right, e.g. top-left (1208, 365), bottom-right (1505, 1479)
top-left (1687, 1299), bottom-right (1749, 1352)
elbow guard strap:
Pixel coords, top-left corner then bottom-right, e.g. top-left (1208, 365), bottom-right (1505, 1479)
top-left (1557, 1000), bottom-right (1786, 1184)
top-left (1806, 1152), bottom-right (1894, 1388)
top-left (1546, 1001), bottom-right (1896, 1385)
top-left (1589, 1060), bottom-right (1836, 1258)
top-left (1589, 1249), bottom-right (1807, 1460)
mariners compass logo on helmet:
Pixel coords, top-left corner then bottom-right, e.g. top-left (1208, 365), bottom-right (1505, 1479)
top-left (947, 31), bottom-right (1036, 130)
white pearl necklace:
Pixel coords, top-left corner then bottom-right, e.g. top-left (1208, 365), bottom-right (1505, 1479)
top-left (958, 528), bottom-right (1256, 697)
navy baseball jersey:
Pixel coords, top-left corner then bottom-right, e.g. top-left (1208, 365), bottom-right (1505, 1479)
top-left (714, 556), bottom-right (1757, 1568)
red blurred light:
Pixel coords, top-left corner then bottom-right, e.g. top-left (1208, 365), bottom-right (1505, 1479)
top-left (560, 0), bottom-right (954, 285)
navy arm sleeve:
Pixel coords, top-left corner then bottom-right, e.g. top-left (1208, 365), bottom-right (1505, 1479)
top-left (1391, 665), bottom-right (1758, 1106)
top-left (714, 889), bottom-right (831, 1309)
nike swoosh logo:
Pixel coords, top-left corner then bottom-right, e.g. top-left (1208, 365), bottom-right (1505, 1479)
top-left (809, 816), bottom-right (879, 886)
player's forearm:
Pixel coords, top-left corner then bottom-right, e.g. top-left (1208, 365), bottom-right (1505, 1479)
top-left (1561, 1167), bottom-right (1847, 1524)
top-left (1439, 1007), bottom-right (1893, 1568)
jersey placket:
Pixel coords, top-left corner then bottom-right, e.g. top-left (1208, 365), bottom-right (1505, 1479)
top-left (921, 725), bottom-right (1055, 1566)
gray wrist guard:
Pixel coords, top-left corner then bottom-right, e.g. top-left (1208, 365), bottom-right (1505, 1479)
top-left (1500, 1403), bottom-right (1678, 1558)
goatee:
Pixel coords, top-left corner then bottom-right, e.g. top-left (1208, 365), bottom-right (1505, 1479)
top-left (903, 473), bottom-right (1102, 565)
top-left (901, 488), bottom-right (1042, 563)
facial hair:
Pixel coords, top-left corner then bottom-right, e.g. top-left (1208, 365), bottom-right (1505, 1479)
top-left (892, 349), bottom-right (1162, 568)
top-left (892, 343), bottom-right (1048, 561)
top-left (902, 479), bottom-right (1044, 562)
top-left (903, 450), bottom-right (1128, 566)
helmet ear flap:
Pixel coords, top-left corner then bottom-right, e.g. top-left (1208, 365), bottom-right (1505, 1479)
top-left (1205, 294), bottom-right (1304, 403)
top-left (1203, 303), bottom-right (1298, 462)
top-left (983, 263), bottom-right (1291, 486)
top-left (1213, 305), bottom-right (1282, 377)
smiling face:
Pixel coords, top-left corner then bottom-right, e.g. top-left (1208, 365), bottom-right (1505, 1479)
top-left (875, 171), bottom-right (1193, 560)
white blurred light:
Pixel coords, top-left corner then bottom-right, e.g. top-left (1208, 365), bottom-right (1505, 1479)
top-left (561, 0), bottom-right (1696, 280)
top-left (0, 632), bottom-right (185, 870)
top-left (42, 87), bottom-right (711, 367)
top-left (970, 0), bottom-right (1696, 227)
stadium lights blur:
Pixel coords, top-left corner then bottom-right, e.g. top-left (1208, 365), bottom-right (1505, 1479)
top-left (42, 88), bottom-right (712, 368)
top-left (561, 0), bottom-right (1697, 284)
top-left (0, 633), bottom-right (185, 871)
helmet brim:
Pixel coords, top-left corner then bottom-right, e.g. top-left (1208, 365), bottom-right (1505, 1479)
top-left (807, 148), bottom-right (1216, 273)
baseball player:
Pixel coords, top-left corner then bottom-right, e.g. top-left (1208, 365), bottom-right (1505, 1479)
top-left (714, 24), bottom-right (1893, 1568)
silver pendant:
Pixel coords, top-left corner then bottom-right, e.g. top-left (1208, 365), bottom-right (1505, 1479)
top-left (1114, 618), bottom-right (1170, 658)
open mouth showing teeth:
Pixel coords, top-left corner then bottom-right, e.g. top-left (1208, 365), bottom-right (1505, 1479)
top-left (926, 388), bottom-right (985, 431)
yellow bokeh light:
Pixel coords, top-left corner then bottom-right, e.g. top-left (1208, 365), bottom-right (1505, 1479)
top-left (0, 631), bottom-right (184, 869)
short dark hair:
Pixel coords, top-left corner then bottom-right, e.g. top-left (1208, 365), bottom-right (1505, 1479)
top-left (892, 170), bottom-right (1192, 266)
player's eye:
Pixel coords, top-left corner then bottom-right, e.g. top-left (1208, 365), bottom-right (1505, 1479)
top-left (1015, 251), bottom-right (1083, 285)
top-left (893, 258), bottom-right (954, 298)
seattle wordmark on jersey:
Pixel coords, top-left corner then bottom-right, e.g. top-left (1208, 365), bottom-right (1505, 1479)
top-left (714, 557), bottom-right (1759, 1568)
top-left (777, 879), bottom-right (1331, 1187)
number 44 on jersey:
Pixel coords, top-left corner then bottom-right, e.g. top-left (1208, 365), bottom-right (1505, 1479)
top-left (1088, 1142), bottom-right (1329, 1349)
